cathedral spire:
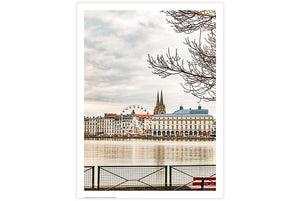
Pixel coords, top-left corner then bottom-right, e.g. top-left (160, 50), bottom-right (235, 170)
top-left (153, 90), bottom-right (166, 115)
top-left (160, 90), bottom-right (164, 105)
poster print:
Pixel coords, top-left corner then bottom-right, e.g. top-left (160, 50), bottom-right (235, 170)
top-left (77, 3), bottom-right (223, 198)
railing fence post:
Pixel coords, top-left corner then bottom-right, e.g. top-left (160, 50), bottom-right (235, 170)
top-left (92, 166), bottom-right (95, 190)
top-left (97, 166), bottom-right (100, 190)
top-left (169, 166), bottom-right (172, 190)
top-left (165, 166), bottom-right (167, 190)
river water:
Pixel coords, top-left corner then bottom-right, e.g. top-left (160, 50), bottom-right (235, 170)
top-left (84, 138), bottom-right (216, 166)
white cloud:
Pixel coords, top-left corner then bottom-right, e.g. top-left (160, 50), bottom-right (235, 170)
top-left (84, 10), bottom-right (216, 117)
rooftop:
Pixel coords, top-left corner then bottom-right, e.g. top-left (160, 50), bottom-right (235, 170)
top-left (136, 114), bottom-right (154, 118)
top-left (153, 113), bottom-right (212, 117)
top-left (153, 105), bottom-right (211, 117)
top-left (84, 116), bottom-right (103, 119)
top-left (104, 113), bottom-right (118, 118)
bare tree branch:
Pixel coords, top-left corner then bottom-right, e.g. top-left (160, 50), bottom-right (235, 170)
top-left (163, 10), bottom-right (216, 33)
top-left (147, 10), bottom-right (216, 102)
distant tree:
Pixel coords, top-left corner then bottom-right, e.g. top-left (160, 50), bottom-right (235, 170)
top-left (147, 10), bottom-right (216, 102)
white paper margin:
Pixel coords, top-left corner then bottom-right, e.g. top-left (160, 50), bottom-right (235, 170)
top-left (76, 2), bottom-right (223, 198)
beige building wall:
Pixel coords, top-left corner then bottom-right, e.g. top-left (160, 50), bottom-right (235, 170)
top-left (151, 115), bottom-right (213, 137)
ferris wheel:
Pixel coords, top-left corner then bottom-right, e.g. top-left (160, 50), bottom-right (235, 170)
top-left (120, 105), bottom-right (151, 136)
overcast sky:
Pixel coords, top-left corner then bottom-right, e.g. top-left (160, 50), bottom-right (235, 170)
top-left (84, 10), bottom-right (216, 118)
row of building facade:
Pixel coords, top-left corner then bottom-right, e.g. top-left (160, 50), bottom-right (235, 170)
top-left (84, 107), bottom-right (216, 137)
top-left (84, 91), bottom-right (216, 137)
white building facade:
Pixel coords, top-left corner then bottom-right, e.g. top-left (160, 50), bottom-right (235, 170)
top-left (84, 116), bottom-right (103, 136)
top-left (104, 114), bottom-right (117, 136)
top-left (151, 106), bottom-right (214, 137)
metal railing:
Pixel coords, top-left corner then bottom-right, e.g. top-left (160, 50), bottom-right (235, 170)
top-left (169, 165), bottom-right (216, 190)
top-left (97, 166), bottom-right (167, 190)
top-left (84, 166), bottom-right (95, 190)
top-left (84, 165), bottom-right (216, 191)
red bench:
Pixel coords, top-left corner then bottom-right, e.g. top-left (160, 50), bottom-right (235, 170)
top-left (187, 177), bottom-right (216, 190)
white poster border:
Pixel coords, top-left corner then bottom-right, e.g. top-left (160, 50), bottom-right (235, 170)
top-left (76, 2), bottom-right (223, 198)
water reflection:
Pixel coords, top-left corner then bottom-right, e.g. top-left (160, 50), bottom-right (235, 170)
top-left (84, 138), bottom-right (215, 166)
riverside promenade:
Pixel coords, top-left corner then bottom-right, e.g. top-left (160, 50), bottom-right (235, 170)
top-left (84, 165), bottom-right (216, 191)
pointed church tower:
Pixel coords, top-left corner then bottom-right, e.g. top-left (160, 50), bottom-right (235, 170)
top-left (153, 91), bottom-right (160, 115)
top-left (153, 90), bottom-right (166, 115)
top-left (159, 90), bottom-right (166, 114)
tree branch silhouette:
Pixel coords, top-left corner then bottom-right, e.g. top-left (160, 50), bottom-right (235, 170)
top-left (148, 10), bottom-right (216, 102)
